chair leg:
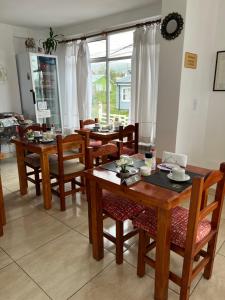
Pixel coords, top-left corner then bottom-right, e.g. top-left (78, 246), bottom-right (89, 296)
top-left (71, 179), bottom-right (76, 190)
top-left (59, 180), bottom-right (66, 211)
top-left (203, 235), bottom-right (217, 279)
top-left (34, 169), bottom-right (41, 196)
top-left (180, 257), bottom-right (194, 300)
top-left (137, 229), bottom-right (148, 277)
top-left (81, 176), bottom-right (85, 194)
top-left (116, 220), bottom-right (124, 264)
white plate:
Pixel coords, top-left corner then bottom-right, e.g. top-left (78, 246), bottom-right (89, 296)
top-left (157, 163), bottom-right (179, 171)
top-left (167, 173), bottom-right (190, 182)
top-left (116, 167), bottom-right (138, 175)
top-left (40, 139), bottom-right (54, 143)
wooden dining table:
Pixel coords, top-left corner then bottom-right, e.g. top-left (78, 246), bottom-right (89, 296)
top-left (12, 137), bottom-right (57, 209)
top-left (76, 129), bottom-right (119, 145)
top-left (84, 157), bottom-right (210, 300)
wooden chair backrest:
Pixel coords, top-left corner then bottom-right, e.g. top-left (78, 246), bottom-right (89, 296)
top-left (185, 162), bottom-right (225, 253)
top-left (80, 118), bottom-right (99, 129)
top-left (86, 143), bottom-right (120, 169)
top-left (56, 134), bottom-right (86, 177)
top-left (19, 124), bottom-right (46, 137)
top-left (118, 123), bottom-right (139, 153)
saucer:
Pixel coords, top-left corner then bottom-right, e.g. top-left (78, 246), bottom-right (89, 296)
top-left (40, 139), bottom-right (54, 144)
top-left (167, 173), bottom-right (190, 182)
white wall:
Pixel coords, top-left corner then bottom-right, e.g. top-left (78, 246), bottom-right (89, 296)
top-left (176, 0), bottom-right (218, 167)
top-left (0, 23), bottom-right (21, 113)
top-left (0, 23), bottom-right (48, 114)
top-left (203, 0), bottom-right (225, 168)
top-left (155, 0), bottom-right (187, 156)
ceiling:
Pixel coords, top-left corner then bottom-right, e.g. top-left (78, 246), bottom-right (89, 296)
top-left (0, 0), bottom-right (159, 29)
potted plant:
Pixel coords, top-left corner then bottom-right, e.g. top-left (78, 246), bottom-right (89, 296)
top-left (43, 27), bottom-right (63, 54)
top-left (116, 155), bottom-right (133, 178)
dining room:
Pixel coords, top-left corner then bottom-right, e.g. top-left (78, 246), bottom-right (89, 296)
top-left (1, 0), bottom-right (225, 300)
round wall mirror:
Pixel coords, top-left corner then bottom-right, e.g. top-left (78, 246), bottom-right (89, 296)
top-left (161, 12), bottom-right (184, 40)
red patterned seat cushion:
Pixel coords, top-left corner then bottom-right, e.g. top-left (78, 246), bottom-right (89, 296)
top-left (90, 140), bottom-right (102, 148)
top-left (102, 190), bottom-right (144, 222)
top-left (132, 207), bottom-right (211, 248)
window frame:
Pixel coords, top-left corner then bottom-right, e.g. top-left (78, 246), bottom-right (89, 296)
top-left (89, 29), bottom-right (133, 123)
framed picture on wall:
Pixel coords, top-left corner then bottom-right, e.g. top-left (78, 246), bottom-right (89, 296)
top-left (213, 51), bottom-right (225, 91)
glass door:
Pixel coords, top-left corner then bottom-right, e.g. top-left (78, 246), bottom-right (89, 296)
top-left (30, 54), bottom-right (62, 129)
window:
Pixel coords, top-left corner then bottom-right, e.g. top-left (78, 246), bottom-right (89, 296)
top-left (89, 30), bottom-right (133, 125)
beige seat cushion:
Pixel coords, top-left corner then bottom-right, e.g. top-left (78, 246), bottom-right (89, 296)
top-left (50, 159), bottom-right (85, 176)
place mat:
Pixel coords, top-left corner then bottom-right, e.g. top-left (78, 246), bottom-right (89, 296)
top-left (100, 159), bottom-right (145, 173)
top-left (142, 170), bottom-right (203, 193)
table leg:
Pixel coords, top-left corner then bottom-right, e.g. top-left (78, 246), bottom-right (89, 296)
top-left (15, 144), bottom-right (28, 195)
top-left (86, 179), bottom-right (92, 243)
top-left (0, 176), bottom-right (5, 236)
top-left (40, 152), bottom-right (52, 210)
top-left (90, 180), bottom-right (104, 260)
top-left (155, 208), bottom-right (171, 300)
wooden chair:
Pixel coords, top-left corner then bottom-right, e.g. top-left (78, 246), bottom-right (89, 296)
top-left (80, 118), bottom-right (102, 148)
top-left (118, 123), bottom-right (139, 156)
top-left (50, 133), bottom-right (86, 211)
top-left (133, 162), bottom-right (225, 300)
top-left (80, 118), bottom-right (99, 129)
top-left (18, 124), bottom-right (47, 196)
top-left (0, 175), bottom-right (6, 237)
top-left (86, 143), bottom-right (144, 264)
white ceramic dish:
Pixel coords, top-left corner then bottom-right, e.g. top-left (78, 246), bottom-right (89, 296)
top-left (167, 173), bottom-right (190, 182)
top-left (157, 163), bottom-right (179, 171)
top-left (116, 167), bottom-right (138, 176)
top-left (40, 139), bottom-right (54, 144)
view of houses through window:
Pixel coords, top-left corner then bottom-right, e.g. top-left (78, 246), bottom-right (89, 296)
top-left (88, 30), bottom-right (133, 125)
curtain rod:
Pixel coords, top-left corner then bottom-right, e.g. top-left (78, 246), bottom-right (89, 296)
top-left (59, 18), bottom-right (161, 44)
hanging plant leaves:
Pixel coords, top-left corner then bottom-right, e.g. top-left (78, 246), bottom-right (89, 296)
top-left (43, 27), bottom-right (63, 54)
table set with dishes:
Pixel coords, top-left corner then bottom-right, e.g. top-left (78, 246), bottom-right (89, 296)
top-left (9, 122), bottom-right (225, 300)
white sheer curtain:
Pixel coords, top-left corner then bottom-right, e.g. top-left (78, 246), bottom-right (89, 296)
top-left (77, 40), bottom-right (92, 120)
top-left (130, 25), bottom-right (159, 144)
top-left (64, 42), bottom-right (79, 130)
top-left (64, 40), bottom-right (91, 131)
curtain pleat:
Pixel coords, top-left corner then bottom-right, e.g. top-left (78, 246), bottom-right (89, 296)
top-left (130, 25), bottom-right (159, 144)
top-left (77, 40), bottom-right (92, 120)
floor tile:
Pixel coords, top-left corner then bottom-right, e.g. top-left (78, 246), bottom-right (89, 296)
top-left (75, 218), bottom-right (137, 254)
top-left (218, 241), bottom-right (225, 256)
top-left (46, 193), bottom-right (89, 228)
top-left (0, 263), bottom-right (50, 300)
top-left (124, 240), bottom-right (201, 295)
top-left (0, 248), bottom-right (12, 269)
top-left (216, 219), bottom-right (225, 251)
top-left (191, 254), bottom-right (225, 300)
top-left (4, 189), bottom-right (43, 222)
top-left (69, 261), bottom-right (179, 300)
top-left (0, 210), bottom-right (69, 260)
top-left (18, 230), bottom-right (114, 300)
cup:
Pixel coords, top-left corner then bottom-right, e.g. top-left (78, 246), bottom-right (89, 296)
top-left (34, 131), bottom-right (41, 137)
top-left (171, 167), bottom-right (185, 180)
top-left (140, 166), bottom-right (151, 176)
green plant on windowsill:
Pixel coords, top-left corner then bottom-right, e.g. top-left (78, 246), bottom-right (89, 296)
top-left (43, 27), bottom-right (63, 55)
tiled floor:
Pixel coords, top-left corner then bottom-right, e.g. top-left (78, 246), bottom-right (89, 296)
top-left (0, 157), bottom-right (225, 300)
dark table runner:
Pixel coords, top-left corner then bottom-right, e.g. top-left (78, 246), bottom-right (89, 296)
top-left (142, 170), bottom-right (203, 193)
top-left (100, 159), bottom-right (145, 173)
